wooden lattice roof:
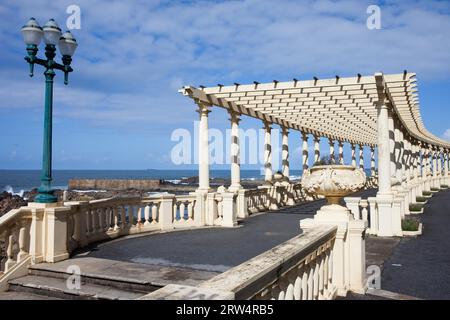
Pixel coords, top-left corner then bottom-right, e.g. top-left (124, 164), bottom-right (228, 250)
top-left (179, 72), bottom-right (450, 149)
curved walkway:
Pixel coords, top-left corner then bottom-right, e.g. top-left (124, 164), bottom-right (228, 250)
top-left (380, 189), bottom-right (450, 299)
top-left (82, 203), bottom-right (318, 273)
top-left (70, 188), bottom-right (376, 273)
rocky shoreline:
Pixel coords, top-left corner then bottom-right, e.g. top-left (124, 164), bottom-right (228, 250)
top-left (0, 177), bottom-right (264, 217)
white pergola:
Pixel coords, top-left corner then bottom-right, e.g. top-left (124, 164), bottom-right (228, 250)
top-left (179, 72), bottom-right (450, 236)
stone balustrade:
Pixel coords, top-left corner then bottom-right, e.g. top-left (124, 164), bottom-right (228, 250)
top-left (0, 206), bottom-right (35, 291)
top-left (141, 225), bottom-right (338, 300)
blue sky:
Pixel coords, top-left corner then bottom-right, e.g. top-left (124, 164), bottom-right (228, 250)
top-left (1, 0), bottom-right (450, 170)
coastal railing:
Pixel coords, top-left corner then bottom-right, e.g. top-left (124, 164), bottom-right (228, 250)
top-left (244, 182), bottom-right (314, 216)
top-left (143, 224), bottom-right (338, 300)
top-left (344, 197), bottom-right (378, 235)
top-left (245, 189), bottom-right (268, 214)
top-left (0, 207), bottom-right (33, 289)
top-left (65, 194), bottom-right (201, 252)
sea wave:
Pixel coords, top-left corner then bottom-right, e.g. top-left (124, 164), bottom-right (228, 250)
top-left (166, 179), bottom-right (181, 185)
top-left (3, 185), bottom-right (25, 197)
top-left (72, 189), bottom-right (108, 193)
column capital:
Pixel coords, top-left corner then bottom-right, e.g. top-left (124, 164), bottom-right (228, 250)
top-left (228, 109), bottom-right (241, 123)
top-left (301, 131), bottom-right (308, 141)
top-left (313, 135), bottom-right (320, 143)
top-left (195, 100), bottom-right (212, 116)
top-left (262, 120), bottom-right (272, 131)
top-left (328, 138), bottom-right (334, 145)
top-left (282, 127), bottom-right (290, 135)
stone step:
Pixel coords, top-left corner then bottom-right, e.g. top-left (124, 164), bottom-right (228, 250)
top-left (0, 291), bottom-right (62, 300)
top-left (8, 275), bottom-right (146, 300)
top-left (29, 264), bottom-right (161, 293)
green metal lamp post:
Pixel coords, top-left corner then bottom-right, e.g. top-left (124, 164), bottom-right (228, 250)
top-left (21, 18), bottom-right (78, 203)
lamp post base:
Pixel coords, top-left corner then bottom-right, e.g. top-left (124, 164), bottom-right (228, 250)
top-left (35, 189), bottom-right (57, 203)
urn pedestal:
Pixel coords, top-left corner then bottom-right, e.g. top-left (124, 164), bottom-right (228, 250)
top-left (300, 165), bottom-right (368, 296)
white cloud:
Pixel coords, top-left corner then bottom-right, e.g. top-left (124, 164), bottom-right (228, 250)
top-left (443, 129), bottom-right (450, 141)
top-left (2, 0), bottom-right (450, 130)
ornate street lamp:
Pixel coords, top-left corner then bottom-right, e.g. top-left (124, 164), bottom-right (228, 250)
top-left (21, 18), bottom-right (77, 203)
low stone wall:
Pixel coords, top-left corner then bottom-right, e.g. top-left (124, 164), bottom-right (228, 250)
top-left (68, 179), bottom-right (161, 191)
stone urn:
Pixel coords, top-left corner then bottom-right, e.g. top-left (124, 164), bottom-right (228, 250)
top-left (301, 165), bottom-right (366, 216)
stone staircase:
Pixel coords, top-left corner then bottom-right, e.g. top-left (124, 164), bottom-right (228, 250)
top-left (0, 256), bottom-right (220, 300)
top-left (1, 265), bottom-right (157, 300)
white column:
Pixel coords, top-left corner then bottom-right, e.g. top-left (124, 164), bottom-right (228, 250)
top-left (377, 103), bottom-right (393, 195)
top-left (302, 132), bottom-right (309, 172)
top-left (432, 148), bottom-right (437, 177)
top-left (351, 144), bottom-right (356, 167)
top-left (313, 135), bottom-right (320, 164)
top-left (338, 141), bottom-right (344, 165)
top-left (328, 138), bottom-right (335, 164)
top-left (263, 121), bottom-right (273, 184)
top-left (420, 147), bottom-right (426, 178)
top-left (229, 111), bottom-right (241, 191)
top-left (358, 145), bottom-right (364, 169)
top-left (197, 102), bottom-right (211, 192)
top-left (282, 127), bottom-right (290, 179)
top-left (444, 150), bottom-right (449, 177)
top-left (404, 139), bottom-right (411, 182)
top-left (413, 143), bottom-right (419, 180)
top-left (438, 149), bottom-right (442, 176)
top-left (370, 146), bottom-right (376, 176)
top-left (394, 124), bottom-right (403, 184)
top-left (376, 101), bottom-right (394, 237)
top-left (388, 109), bottom-right (397, 182)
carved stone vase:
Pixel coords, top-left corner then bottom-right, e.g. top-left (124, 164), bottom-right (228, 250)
top-left (301, 165), bottom-right (366, 217)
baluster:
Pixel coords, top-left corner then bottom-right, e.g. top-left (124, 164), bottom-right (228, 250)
top-left (173, 202), bottom-right (178, 221)
top-left (144, 205), bottom-right (151, 226)
top-left (151, 203), bottom-right (158, 224)
top-left (120, 206), bottom-right (127, 228)
top-left (277, 286), bottom-right (285, 300)
top-left (217, 199), bottom-right (223, 221)
top-left (285, 283), bottom-right (294, 300)
top-left (319, 256), bottom-right (325, 299)
top-left (106, 207), bottom-right (114, 231)
top-left (91, 209), bottom-right (98, 235)
top-left (313, 259), bottom-right (319, 300)
top-left (307, 265), bottom-right (314, 300)
top-left (17, 227), bottom-right (28, 262)
top-left (301, 269), bottom-right (308, 300)
top-left (328, 249), bottom-right (333, 290)
top-left (113, 207), bottom-right (120, 231)
top-left (128, 205), bottom-right (134, 227)
top-left (4, 234), bottom-right (16, 272)
top-left (294, 274), bottom-right (302, 300)
top-left (187, 202), bottom-right (194, 222)
top-left (97, 208), bottom-right (104, 232)
top-left (361, 201), bottom-right (369, 223)
top-left (85, 210), bottom-right (92, 235)
top-left (136, 206), bottom-right (142, 225)
top-left (324, 251), bottom-right (329, 297)
top-left (179, 202), bottom-right (186, 221)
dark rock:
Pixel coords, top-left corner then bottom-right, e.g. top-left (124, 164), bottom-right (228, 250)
top-left (0, 191), bottom-right (27, 218)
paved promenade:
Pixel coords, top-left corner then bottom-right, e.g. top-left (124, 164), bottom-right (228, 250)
top-left (380, 189), bottom-right (450, 299)
top-left (82, 202), bottom-right (317, 273)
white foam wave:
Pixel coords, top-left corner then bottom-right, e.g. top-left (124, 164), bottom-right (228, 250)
top-left (72, 189), bottom-right (108, 193)
top-left (166, 179), bottom-right (181, 184)
top-left (3, 185), bottom-right (24, 197)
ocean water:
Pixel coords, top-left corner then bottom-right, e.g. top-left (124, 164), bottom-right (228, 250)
top-left (0, 169), bottom-right (303, 195)
top-left (1, 168), bottom-right (372, 196)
